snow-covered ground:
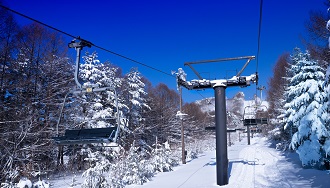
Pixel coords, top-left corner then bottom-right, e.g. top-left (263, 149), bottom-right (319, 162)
top-left (48, 136), bottom-right (330, 188)
top-left (127, 136), bottom-right (330, 188)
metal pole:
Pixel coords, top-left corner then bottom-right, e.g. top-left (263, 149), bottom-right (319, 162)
top-left (180, 87), bottom-right (186, 164)
top-left (257, 86), bottom-right (266, 104)
top-left (247, 125), bottom-right (251, 145)
top-left (56, 91), bottom-right (71, 136)
top-left (228, 132), bottom-right (231, 146)
top-left (239, 131), bottom-right (241, 142)
top-left (214, 85), bottom-right (228, 186)
top-left (74, 46), bottom-right (82, 89)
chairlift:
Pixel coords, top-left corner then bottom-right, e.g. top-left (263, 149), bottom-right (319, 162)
top-left (52, 38), bottom-right (120, 145)
top-left (243, 104), bottom-right (268, 127)
top-left (243, 104), bottom-right (268, 145)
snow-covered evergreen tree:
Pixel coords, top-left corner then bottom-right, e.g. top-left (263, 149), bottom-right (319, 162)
top-left (320, 14), bottom-right (330, 168)
top-left (77, 51), bottom-right (125, 129)
top-left (319, 65), bottom-right (330, 168)
top-left (149, 141), bottom-right (179, 172)
top-left (281, 48), bottom-right (308, 138)
top-left (116, 67), bottom-right (151, 149)
top-left (82, 147), bottom-right (121, 188)
top-left (122, 68), bottom-right (150, 131)
top-left (106, 143), bottom-right (154, 188)
top-left (77, 52), bottom-right (129, 186)
top-left (284, 49), bottom-right (326, 167)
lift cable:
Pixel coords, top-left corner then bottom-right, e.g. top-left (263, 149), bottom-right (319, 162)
top-left (255, 0), bottom-right (264, 101)
top-left (186, 0), bottom-right (264, 107)
top-left (0, 4), bottom-right (174, 78)
top-left (196, 91), bottom-right (215, 107)
top-left (256, 0), bottom-right (263, 75)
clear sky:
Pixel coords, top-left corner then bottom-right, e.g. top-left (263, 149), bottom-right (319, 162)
top-left (4, 0), bottom-right (327, 103)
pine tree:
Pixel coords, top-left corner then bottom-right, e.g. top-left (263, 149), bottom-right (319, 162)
top-left (122, 68), bottom-right (150, 132)
top-left (285, 50), bottom-right (326, 167)
top-left (281, 48), bottom-right (308, 140)
top-left (150, 141), bottom-right (179, 172)
top-left (319, 65), bottom-right (330, 169)
top-left (77, 52), bottom-right (128, 184)
top-left (82, 147), bottom-right (119, 188)
top-left (77, 51), bottom-right (125, 129)
top-left (105, 142), bottom-right (155, 187)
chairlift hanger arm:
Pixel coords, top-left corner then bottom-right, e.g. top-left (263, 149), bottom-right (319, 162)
top-left (68, 38), bottom-right (93, 89)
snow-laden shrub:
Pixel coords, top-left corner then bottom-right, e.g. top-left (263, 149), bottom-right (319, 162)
top-left (107, 143), bottom-right (154, 188)
top-left (198, 137), bottom-right (216, 152)
top-left (188, 150), bottom-right (199, 160)
top-left (275, 141), bottom-right (291, 151)
top-left (185, 140), bottom-right (205, 160)
top-left (2, 178), bottom-right (49, 188)
top-left (105, 141), bottom-right (180, 187)
top-left (118, 145), bottom-right (153, 185)
top-left (82, 162), bottom-right (109, 188)
top-left (33, 180), bottom-right (49, 188)
top-left (2, 156), bottom-right (19, 185)
top-left (82, 139), bottom-right (214, 187)
top-left (82, 147), bottom-right (120, 188)
top-left (15, 177), bottom-right (32, 188)
top-left (268, 127), bottom-right (283, 141)
top-left (150, 141), bottom-right (179, 172)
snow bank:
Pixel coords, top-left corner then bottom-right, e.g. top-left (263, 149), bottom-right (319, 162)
top-left (16, 178), bottom-right (32, 188)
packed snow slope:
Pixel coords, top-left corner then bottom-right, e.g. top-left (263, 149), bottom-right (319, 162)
top-left (127, 136), bottom-right (330, 188)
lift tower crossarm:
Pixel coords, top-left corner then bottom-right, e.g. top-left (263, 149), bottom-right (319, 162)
top-left (184, 56), bottom-right (255, 79)
top-left (177, 74), bottom-right (257, 90)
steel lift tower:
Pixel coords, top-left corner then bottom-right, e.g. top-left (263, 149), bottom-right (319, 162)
top-left (175, 56), bottom-right (257, 186)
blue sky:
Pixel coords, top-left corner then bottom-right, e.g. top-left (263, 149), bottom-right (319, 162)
top-left (5, 0), bottom-right (327, 102)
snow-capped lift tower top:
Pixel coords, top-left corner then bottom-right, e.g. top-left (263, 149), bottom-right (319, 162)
top-left (176, 56), bottom-right (257, 90)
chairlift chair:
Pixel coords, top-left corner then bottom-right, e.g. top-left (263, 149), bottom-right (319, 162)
top-left (52, 38), bottom-right (121, 145)
top-left (243, 104), bottom-right (268, 135)
top-left (53, 127), bottom-right (118, 145)
top-left (243, 104), bottom-right (268, 126)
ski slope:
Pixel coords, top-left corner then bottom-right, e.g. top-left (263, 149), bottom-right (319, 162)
top-left (48, 136), bottom-right (330, 187)
top-left (127, 136), bottom-right (330, 188)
